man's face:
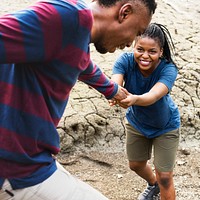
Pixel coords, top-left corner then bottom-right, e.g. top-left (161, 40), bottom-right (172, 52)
top-left (94, 4), bottom-right (152, 54)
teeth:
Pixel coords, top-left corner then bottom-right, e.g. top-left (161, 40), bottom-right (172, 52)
top-left (140, 60), bottom-right (150, 65)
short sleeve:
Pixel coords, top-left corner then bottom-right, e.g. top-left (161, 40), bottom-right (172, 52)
top-left (159, 63), bottom-right (178, 91)
top-left (112, 52), bottom-right (134, 75)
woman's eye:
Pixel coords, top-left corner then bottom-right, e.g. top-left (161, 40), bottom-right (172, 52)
top-left (149, 50), bottom-right (156, 54)
top-left (137, 48), bottom-right (143, 52)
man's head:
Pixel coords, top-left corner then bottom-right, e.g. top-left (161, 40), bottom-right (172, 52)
top-left (90, 0), bottom-right (157, 54)
top-left (98, 0), bottom-right (157, 15)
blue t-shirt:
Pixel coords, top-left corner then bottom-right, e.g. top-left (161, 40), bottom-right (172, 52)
top-left (113, 52), bottom-right (180, 138)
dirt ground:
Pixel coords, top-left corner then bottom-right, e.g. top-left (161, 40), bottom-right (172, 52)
top-left (57, 145), bottom-right (200, 200)
top-left (56, 0), bottom-right (200, 199)
top-left (1, 0), bottom-right (200, 199)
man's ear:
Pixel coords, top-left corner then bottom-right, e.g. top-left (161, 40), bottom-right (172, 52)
top-left (118, 3), bottom-right (134, 23)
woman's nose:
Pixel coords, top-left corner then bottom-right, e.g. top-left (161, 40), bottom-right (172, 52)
top-left (142, 51), bottom-right (149, 57)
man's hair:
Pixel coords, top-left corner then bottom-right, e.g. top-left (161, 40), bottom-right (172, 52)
top-left (97, 0), bottom-right (157, 14)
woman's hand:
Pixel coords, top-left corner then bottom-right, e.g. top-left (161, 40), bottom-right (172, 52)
top-left (117, 93), bottom-right (138, 108)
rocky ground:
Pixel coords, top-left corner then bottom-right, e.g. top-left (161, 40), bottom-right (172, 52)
top-left (59, 0), bottom-right (200, 200)
top-left (61, 0), bottom-right (200, 198)
top-left (1, 0), bottom-right (200, 199)
top-left (58, 1), bottom-right (200, 199)
top-left (57, 147), bottom-right (200, 200)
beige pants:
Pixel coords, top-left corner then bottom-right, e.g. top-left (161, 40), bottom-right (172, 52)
top-left (0, 162), bottom-right (108, 200)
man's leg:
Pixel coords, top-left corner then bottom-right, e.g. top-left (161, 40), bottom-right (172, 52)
top-left (0, 162), bottom-right (108, 200)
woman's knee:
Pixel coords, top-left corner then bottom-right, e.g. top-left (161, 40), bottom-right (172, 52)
top-left (129, 161), bottom-right (147, 171)
top-left (156, 171), bottom-right (173, 189)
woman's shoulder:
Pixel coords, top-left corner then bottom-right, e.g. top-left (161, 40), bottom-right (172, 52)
top-left (118, 52), bottom-right (134, 60)
top-left (160, 59), bottom-right (177, 68)
top-left (118, 52), bottom-right (136, 67)
top-left (159, 59), bottom-right (178, 72)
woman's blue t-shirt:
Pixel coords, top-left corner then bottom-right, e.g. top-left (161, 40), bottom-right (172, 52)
top-left (113, 52), bottom-right (180, 138)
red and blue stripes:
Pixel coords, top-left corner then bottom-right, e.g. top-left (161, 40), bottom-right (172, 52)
top-left (0, 0), bottom-right (118, 189)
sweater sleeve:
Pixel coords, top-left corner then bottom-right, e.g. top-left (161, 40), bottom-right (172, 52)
top-left (78, 60), bottom-right (118, 99)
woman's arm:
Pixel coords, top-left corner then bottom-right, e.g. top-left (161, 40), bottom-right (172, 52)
top-left (111, 74), bottom-right (124, 86)
top-left (119, 82), bottom-right (169, 108)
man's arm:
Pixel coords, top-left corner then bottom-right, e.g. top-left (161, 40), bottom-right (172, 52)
top-left (78, 61), bottom-right (127, 100)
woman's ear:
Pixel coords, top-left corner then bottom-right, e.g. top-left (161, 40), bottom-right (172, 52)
top-left (160, 48), bottom-right (164, 57)
top-left (118, 3), bottom-right (133, 23)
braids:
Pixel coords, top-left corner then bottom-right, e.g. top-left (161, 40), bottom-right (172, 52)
top-left (140, 23), bottom-right (176, 65)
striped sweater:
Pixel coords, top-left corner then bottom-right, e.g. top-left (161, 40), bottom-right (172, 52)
top-left (0, 0), bottom-right (118, 189)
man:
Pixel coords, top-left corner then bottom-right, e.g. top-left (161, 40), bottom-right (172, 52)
top-left (0, 0), bottom-right (157, 199)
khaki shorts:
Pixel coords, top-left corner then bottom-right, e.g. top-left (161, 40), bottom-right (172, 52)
top-left (126, 123), bottom-right (180, 172)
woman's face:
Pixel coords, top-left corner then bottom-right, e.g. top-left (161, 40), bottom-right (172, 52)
top-left (134, 37), bottom-right (163, 77)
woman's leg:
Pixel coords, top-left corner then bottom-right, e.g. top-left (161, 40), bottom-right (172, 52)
top-left (155, 170), bottom-right (175, 200)
top-left (126, 123), bottom-right (160, 199)
top-left (154, 129), bottom-right (180, 200)
top-left (129, 160), bottom-right (157, 186)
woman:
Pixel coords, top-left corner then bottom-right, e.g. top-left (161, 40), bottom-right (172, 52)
top-left (111, 23), bottom-right (180, 200)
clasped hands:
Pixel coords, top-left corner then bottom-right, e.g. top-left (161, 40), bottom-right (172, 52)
top-left (110, 86), bottom-right (137, 109)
